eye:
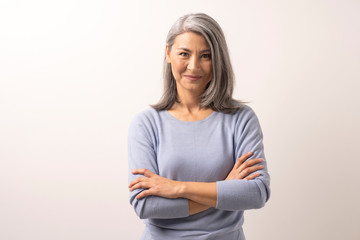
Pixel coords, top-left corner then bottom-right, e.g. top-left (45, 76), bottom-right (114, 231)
top-left (179, 52), bottom-right (189, 57)
top-left (202, 53), bottom-right (211, 59)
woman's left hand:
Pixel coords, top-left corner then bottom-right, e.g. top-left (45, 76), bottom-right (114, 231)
top-left (225, 152), bottom-right (264, 180)
top-left (129, 169), bottom-right (182, 199)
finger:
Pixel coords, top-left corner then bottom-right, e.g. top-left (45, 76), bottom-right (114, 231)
top-left (237, 158), bottom-right (263, 172)
top-left (128, 176), bottom-right (148, 188)
top-left (234, 151), bottom-right (253, 168)
top-left (238, 165), bottom-right (264, 179)
top-left (131, 168), bottom-right (147, 175)
top-left (136, 189), bottom-right (153, 199)
top-left (131, 168), bottom-right (155, 177)
top-left (142, 169), bottom-right (156, 177)
top-left (244, 172), bottom-right (261, 180)
top-left (129, 181), bottom-right (151, 192)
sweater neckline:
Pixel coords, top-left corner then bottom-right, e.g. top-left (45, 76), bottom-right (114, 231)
top-left (164, 110), bottom-right (218, 124)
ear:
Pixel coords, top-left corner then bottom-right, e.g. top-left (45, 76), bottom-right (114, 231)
top-left (165, 45), bottom-right (171, 63)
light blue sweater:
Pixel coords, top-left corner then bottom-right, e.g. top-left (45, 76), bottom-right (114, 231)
top-left (128, 105), bottom-right (270, 240)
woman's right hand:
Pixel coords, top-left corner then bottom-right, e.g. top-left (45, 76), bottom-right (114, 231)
top-left (225, 152), bottom-right (264, 180)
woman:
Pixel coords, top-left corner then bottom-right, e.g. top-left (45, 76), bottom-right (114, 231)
top-left (128, 13), bottom-right (270, 240)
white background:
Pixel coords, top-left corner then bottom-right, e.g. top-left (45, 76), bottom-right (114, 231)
top-left (1, 0), bottom-right (359, 239)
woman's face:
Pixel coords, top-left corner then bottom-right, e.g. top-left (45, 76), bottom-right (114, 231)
top-left (166, 31), bottom-right (212, 97)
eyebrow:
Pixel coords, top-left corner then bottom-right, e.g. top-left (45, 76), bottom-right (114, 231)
top-left (177, 47), bottom-right (211, 53)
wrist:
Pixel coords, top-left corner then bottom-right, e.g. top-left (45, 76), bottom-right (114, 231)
top-left (176, 181), bottom-right (187, 198)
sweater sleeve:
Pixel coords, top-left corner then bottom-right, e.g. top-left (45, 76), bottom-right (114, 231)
top-left (128, 111), bottom-right (189, 219)
top-left (216, 106), bottom-right (271, 210)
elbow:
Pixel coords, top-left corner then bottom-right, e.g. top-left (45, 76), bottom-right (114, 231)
top-left (134, 202), bottom-right (155, 220)
top-left (131, 197), bottom-right (151, 219)
top-left (133, 205), bottom-right (146, 219)
top-left (136, 209), bottom-right (148, 220)
top-left (242, 188), bottom-right (268, 210)
top-left (130, 193), bottom-right (149, 219)
top-left (251, 193), bottom-right (267, 209)
top-left (252, 180), bottom-right (270, 209)
top-left (240, 179), bottom-right (270, 210)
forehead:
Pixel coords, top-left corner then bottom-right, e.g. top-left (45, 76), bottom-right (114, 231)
top-left (173, 31), bottom-right (210, 49)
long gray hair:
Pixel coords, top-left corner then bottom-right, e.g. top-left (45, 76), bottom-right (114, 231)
top-left (152, 13), bottom-right (243, 113)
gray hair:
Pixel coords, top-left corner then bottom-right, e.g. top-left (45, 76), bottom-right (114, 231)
top-left (152, 13), bottom-right (243, 113)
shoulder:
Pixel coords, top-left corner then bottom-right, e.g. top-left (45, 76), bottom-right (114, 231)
top-left (131, 107), bottom-right (160, 125)
top-left (228, 104), bottom-right (262, 135)
top-left (222, 103), bottom-right (258, 122)
top-left (129, 107), bottom-right (164, 133)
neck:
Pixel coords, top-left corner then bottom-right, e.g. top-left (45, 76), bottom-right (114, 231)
top-left (175, 90), bottom-right (203, 113)
top-left (168, 91), bottom-right (213, 121)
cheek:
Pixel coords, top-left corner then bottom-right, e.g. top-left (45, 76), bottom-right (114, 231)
top-left (204, 63), bottom-right (212, 78)
top-left (172, 60), bottom-right (187, 73)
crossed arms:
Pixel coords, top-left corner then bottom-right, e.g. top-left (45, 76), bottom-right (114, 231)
top-left (128, 109), bottom-right (270, 219)
top-left (129, 152), bottom-right (264, 216)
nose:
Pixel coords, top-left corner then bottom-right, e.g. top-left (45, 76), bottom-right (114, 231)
top-left (187, 56), bottom-right (200, 71)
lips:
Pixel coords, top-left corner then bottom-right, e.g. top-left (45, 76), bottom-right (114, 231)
top-left (184, 75), bottom-right (202, 81)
